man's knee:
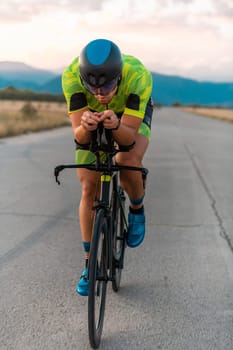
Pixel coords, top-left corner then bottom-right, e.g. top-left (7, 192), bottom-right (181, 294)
top-left (116, 147), bottom-right (143, 166)
top-left (81, 180), bottom-right (97, 199)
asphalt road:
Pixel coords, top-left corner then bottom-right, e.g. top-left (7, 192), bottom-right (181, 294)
top-left (0, 107), bottom-right (233, 350)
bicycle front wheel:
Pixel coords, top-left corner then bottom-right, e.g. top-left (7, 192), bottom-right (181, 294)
top-left (88, 209), bottom-right (108, 349)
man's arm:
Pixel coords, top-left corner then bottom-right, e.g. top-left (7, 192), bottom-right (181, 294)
top-left (70, 109), bottom-right (105, 144)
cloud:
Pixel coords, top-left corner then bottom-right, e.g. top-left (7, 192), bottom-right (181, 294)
top-left (1, 0), bottom-right (232, 22)
top-left (0, 0), bottom-right (103, 22)
top-left (0, 0), bottom-right (232, 81)
top-left (1, 0), bottom-right (232, 44)
top-left (212, 0), bottom-right (233, 17)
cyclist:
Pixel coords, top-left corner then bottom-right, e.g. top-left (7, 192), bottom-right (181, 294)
top-left (62, 38), bottom-right (153, 296)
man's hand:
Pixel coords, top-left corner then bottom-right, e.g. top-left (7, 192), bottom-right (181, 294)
top-left (80, 111), bottom-right (101, 131)
top-left (98, 110), bottom-right (120, 130)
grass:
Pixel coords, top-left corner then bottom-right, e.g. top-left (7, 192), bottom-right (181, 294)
top-left (1, 100), bottom-right (233, 138)
top-left (0, 100), bottom-right (70, 138)
top-left (180, 106), bottom-right (233, 122)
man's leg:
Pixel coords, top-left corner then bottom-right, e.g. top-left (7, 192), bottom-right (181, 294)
top-left (116, 134), bottom-right (149, 247)
top-left (116, 133), bottom-right (148, 202)
top-left (76, 168), bottom-right (100, 295)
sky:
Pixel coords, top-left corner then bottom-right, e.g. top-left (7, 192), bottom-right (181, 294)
top-left (0, 0), bottom-right (233, 82)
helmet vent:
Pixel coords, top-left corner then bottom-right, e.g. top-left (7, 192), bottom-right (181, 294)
top-left (88, 74), bottom-right (106, 87)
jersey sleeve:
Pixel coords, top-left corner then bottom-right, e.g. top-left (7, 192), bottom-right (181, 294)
top-left (124, 68), bottom-right (153, 119)
top-left (62, 59), bottom-right (88, 114)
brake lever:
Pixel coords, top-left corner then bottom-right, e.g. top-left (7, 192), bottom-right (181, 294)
top-left (54, 165), bottom-right (65, 185)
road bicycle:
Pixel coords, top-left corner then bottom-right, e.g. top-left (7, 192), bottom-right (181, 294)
top-left (54, 124), bottom-right (148, 349)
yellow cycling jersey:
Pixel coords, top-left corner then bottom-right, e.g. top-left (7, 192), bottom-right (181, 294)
top-left (62, 54), bottom-right (153, 119)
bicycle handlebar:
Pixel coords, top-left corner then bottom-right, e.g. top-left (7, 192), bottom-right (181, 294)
top-left (54, 123), bottom-right (148, 185)
top-left (54, 163), bottom-right (148, 185)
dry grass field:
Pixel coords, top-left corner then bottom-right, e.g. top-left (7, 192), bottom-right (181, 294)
top-left (181, 106), bottom-right (233, 122)
top-left (0, 100), bottom-right (233, 138)
top-left (0, 100), bottom-right (70, 138)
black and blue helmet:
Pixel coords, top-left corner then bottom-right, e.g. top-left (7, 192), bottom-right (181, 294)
top-left (79, 39), bottom-right (122, 88)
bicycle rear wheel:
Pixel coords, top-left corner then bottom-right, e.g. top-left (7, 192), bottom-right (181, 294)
top-left (88, 209), bottom-right (108, 349)
top-left (112, 182), bottom-right (126, 292)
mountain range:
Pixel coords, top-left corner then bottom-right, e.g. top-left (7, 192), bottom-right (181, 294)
top-left (0, 61), bottom-right (232, 107)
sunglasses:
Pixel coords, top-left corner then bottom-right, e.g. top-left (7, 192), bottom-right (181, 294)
top-left (83, 78), bottom-right (118, 96)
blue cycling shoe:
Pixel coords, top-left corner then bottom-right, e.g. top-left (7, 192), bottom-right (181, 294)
top-left (76, 268), bottom-right (89, 296)
top-left (127, 211), bottom-right (145, 248)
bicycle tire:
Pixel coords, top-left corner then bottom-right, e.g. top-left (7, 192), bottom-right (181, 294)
top-left (88, 209), bottom-right (108, 349)
top-left (112, 179), bottom-right (126, 292)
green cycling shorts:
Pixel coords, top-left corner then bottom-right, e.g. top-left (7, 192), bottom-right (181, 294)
top-left (75, 122), bottom-right (150, 165)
